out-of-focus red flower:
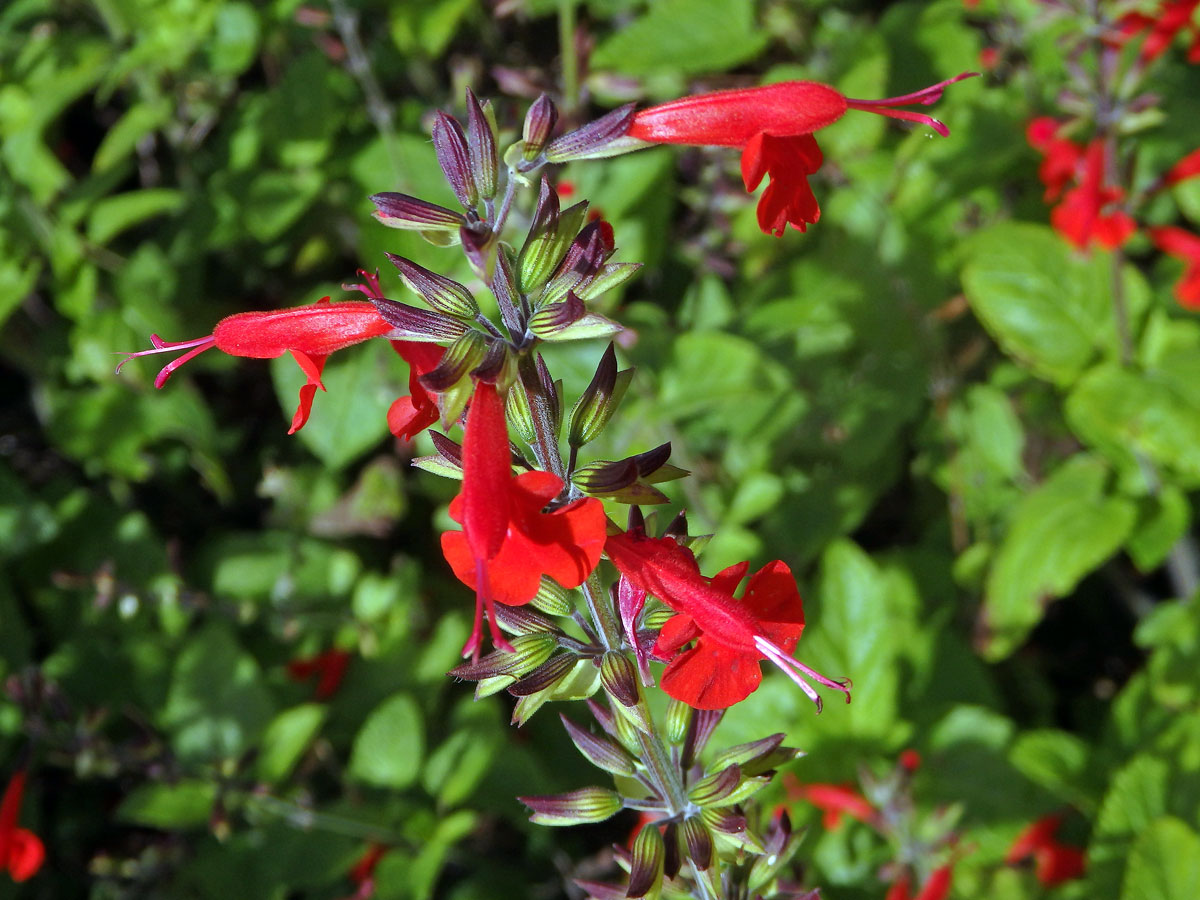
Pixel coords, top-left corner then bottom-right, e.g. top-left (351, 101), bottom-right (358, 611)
top-left (387, 342), bottom-right (444, 440)
top-left (1051, 141), bottom-right (1136, 250)
top-left (0, 771), bottom-right (44, 883)
top-left (441, 381), bottom-right (607, 659)
top-left (899, 749), bottom-right (922, 772)
top-left (1164, 147), bottom-right (1200, 186)
top-left (885, 864), bottom-right (955, 900)
top-left (624, 73), bottom-right (976, 236)
top-left (1114, 0), bottom-right (1200, 63)
top-left (342, 843), bottom-right (388, 899)
top-left (790, 780), bottom-right (877, 830)
top-left (117, 298), bottom-right (394, 433)
top-left (1026, 117), bottom-right (1084, 201)
top-left (1149, 226), bottom-right (1200, 309)
top-left (605, 530), bottom-right (849, 709)
top-left (287, 648), bottom-right (352, 699)
top-left (1006, 814), bottom-right (1086, 886)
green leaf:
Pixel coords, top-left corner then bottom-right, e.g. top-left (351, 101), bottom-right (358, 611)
top-left (271, 338), bottom-right (400, 470)
top-left (1122, 817), bottom-right (1200, 900)
top-left (1126, 488), bottom-right (1191, 573)
top-left (1067, 363), bottom-right (1200, 489)
top-left (1009, 729), bottom-right (1097, 812)
top-left (162, 624), bottom-right (275, 762)
top-left (256, 704), bottom-right (329, 784)
top-left (962, 223), bottom-right (1149, 386)
top-left (805, 540), bottom-right (899, 737)
top-left (92, 98), bottom-right (172, 172)
top-left (1088, 754), bottom-right (1170, 895)
top-left (206, 2), bottom-right (260, 76)
top-left (244, 169), bottom-right (323, 242)
top-left (981, 455), bottom-right (1137, 660)
top-left (117, 780), bottom-right (216, 829)
top-left (86, 188), bottom-right (184, 244)
top-left (348, 692), bottom-right (425, 789)
top-left (591, 0), bottom-right (769, 78)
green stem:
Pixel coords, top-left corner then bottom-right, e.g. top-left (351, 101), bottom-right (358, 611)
top-left (581, 571), bottom-right (621, 650)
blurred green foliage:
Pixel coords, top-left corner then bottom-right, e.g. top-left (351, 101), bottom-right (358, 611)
top-left (3, 0), bottom-right (1200, 898)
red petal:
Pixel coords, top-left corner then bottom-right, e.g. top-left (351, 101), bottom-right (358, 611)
top-left (6, 828), bottom-right (43, 881)
top-left (1035, 844), bottom-right (1086, 886)
top-left (387, 395), bottom-right (438, 441)
top-left (659, 640), bottom-right (762, 709)
top-left (287, 350), bottom-right (327, 434)
top-left (462, 382), bottom-right (513, 562)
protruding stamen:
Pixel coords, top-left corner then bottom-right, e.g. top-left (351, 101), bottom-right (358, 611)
top-left (115, 334), bottom-right (217, 388)
top-left (845, 72), bottom-right (979, 137)
top-left (754, 635), bottom-right (852, 714)
top-left (344, 268), bottom-right (385, 301)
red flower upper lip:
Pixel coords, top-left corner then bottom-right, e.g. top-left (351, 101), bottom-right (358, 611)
top-left (440, 381), bottom-right (607, 659)
top-left (1006, 814), bottom-right (1086, 886)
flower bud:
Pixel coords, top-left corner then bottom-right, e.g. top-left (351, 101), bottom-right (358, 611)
top-left (544, 103), bottom-right (639, 162)
top-left (599, 650), bottom-right (639, 708)
top-left (466, 89), bottom-right (498, 201)
top-left (531, 576), bottom-right (573, 616)
top-left (701, 806), bottom-right (763, 853)
top-left (627, 823), bottom-right (665, 899)
top-left (680, 816), bottom-right (713, 871)
top-left (688, 764), bottom-right (742, 806)
top-left (433, 111), bottom-right (478, 210)
top-left (385, 253), bottom-right (479, 319)
top-left (568, 343), bottom-right (633, 448)
top-left (418, 330), bottom-right (487, 393)
top-left (522, 93), bottom-right (559, 160)
top-left (460, 223), bottom-right (497, 283)
top-left (574, 261), bottom-right (642, 303)
top-left (449, 632), bottom-right (558, 682)
top-left (518, 787), bottom-right (622, 826)
top-left (559, 713), bottom-right (637, 776)
top-left (509, 652), bottom-right (578, 696)
top-left (664, 697), bottom-right (693, 745)
top-left (370, 297), bottom-right (469, 343)
top-left (505, 378), bottom-right (538, 445)
top-left (370, 192), bottom-right (465, 231)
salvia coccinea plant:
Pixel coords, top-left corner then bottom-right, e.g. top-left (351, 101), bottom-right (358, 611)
top-left (117, 72), bottom-right (974, 899)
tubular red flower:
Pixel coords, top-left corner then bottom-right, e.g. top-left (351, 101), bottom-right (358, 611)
top-left (1114, 0), bottom-right (1200, 62)
top-left (387, 341), bottom-right (445, 440)
top-left (441, 381), bottom-right (607, 659)
top-left (1006, 814), bottom-right (1086, 887)
top-left (1049, 141), bottom-right (1136, 250)
top-left (1026, 117), bottom-right (1084, 201)
top-left (1164, 147), bottom-right (1200, 186)
top-left (793, 782), bottom-right (877, 830)
top-left (605, 530), bottom-right (850, 710)
top-left (0, 771), bottom-right (44, 883)
top-left (116, 298), bottom-right (394, 432)
top-left (1149, 226), bottom-right (1200, 309)
top-left (625, 73), bottom-right (976, 236)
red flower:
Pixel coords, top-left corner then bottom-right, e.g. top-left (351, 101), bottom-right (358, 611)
top-left (0, 771), bottom-right (44, 883)
top-left (886, 865), bottom-right (954, 900)
top-left (604, 530), bottom-right (850, 710)
top-left (1149, 226), bottom-right (1200, 309)
top-left (1051, 142), bottom-right (1135, 250)
top-left (1006, 814), bottom-right (1086, 886)
top-left (343, 843), bottom-right (388, 900)
top-left (440, 381), bottom-right (607, 659)
top-left (625, 73), bottom-right (976, 236)
top-left (1164, 147), bottom-right (1200, 187)
top-left (789, 779), bottom-right (876, 830)
top-left (1026, 117), bottom-right (1084, 201)
top-left (287, 648), bottom-right (352, 699)
top-left (1114, 0), bottom-right (1200, 63)
top-left (387, 341), bottom-right (444, 440)
top-left (117, 298), bottom-right (394, 433)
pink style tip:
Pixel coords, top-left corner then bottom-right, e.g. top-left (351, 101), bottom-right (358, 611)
top-left (115, 334), bottom-right (217, 388)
